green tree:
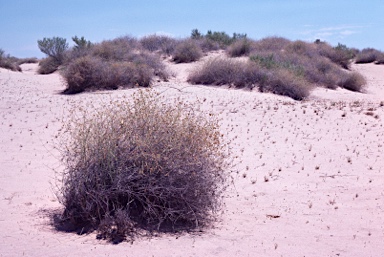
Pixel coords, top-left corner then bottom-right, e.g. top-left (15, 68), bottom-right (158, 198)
top-left (37, 37), bottom-right (68, 63)
top-left (191, 29), bottom-right (203, 39)
top-left (72, 36), bottom-right (92, 50)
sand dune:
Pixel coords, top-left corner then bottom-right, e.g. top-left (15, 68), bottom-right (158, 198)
top-left (0, 58), bottom-right (383, 256)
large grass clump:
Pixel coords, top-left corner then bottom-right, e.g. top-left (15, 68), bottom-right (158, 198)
top-left (56, 90), bottom-right (228, 243)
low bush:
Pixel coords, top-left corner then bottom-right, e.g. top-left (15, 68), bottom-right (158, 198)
top-left (172, 40), bottom-right (203, 63)
top-left (252, 37), bottom-right (291, 52)
top-left (188, 57), bottom-right (243, 86)
top-left (355, 48), bottom-right (383, 63)
top-left (0, 59), bottom-right (21, 71)
top-left (227, 39), bottom-right (253, 57)
top-left (140, 34), bottom-right (178, 55)
top-left (17, 57), bottom-right (39, 65)
top-left (91, 36), bottom-right (138, 61)
top-left (337, 71), bottom-right (366, 92)
top-left (0, 49), bottom-right (21, 71)
top-left (188, 57), bottom-right (311, 100)
top-left (56, 90), bottom-right (228, 242)
top-left (38, 57), bottom-right (60, 74)
top-left (61, 56), bottom-right (153, 94)
top-left (194, 38), bottom-right (221, 52)
top-left (61, 36), bottom-right (169, 93)
top-left (317, 42), bottom-right (356, 69)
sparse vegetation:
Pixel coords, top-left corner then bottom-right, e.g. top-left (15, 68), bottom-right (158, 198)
top-left (0, 48), bottom-right (38, 71)
top-left (56, 90), bottom-right (228, 243)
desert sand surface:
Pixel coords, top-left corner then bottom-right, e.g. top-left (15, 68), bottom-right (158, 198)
top-left (0, 56), bottom-right (384, 256)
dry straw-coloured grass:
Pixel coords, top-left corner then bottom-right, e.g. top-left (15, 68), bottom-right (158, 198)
top-left (55, 90), bottom-right (229, 243)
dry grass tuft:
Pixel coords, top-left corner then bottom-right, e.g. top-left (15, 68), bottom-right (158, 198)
top-left (55, 90), bottom-right (228, 243)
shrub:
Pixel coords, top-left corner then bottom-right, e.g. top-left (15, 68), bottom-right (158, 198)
top-left (252, 37), bottom-right (291, 52)
top-left (0, 49), bottom-right (21, 71)
top-left (188, 57), bottom-right (311, 100)
top-left (92, 37), bottom-right (137, 61)
top-left (355, 48), bottom-right (383, 63)
top-left (376, 55), bottom-right (384, 64)
top-left (38, 57), bottom-right (60, 74)
top-left (61, 56), bottom-right (153, 94)
top-left (317, 42), bottom-right (355, 69)
top-left (56, 90), bottom-right (228, 242)
top-left (37, 37), bottom-right (68, 63)
top-left (227, 39), bottom-right (253, 57)
top-left (140, 34), bottom-right (178, 55)
top-left (188, 57), bottom-right (243, 86)
top-left (205, 30), bottom-right (233, 48)
top-left (262, 69), bottom-right (311, 100)
top-left (337, 71), bottom-right (366, 92)
top-left (194, 38), bottom-right (221, 52)
top-left (172, 40), bottom-right (203, 63)
top-left (17, 57), bottom-right (39, 65)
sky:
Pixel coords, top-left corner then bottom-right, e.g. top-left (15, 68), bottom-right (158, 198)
top-left (1, 0), bottom-right (383, 58)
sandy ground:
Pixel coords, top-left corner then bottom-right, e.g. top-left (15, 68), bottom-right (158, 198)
top-left (0, 58), bottom-right (383, 257)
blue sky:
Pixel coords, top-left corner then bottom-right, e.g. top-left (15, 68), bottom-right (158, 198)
top-left (1, 0), bottom-right (383, 58)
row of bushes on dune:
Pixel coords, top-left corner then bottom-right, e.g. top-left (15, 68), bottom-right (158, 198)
top-left (0, 48), bottom-right (38, 71)
top-left (188, 37), bottom-right (367, 99)
top-left (35, 31), bottom-right (382, 98)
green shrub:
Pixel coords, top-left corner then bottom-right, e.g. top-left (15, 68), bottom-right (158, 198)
top-left (56, 90), bottom-right (228, 242)
top-left (172, 40), bottom-right (203, 63)
top-left (205, 30), bottom-right (233, 47)
top-left (37, 37), bottom-right (68, 63)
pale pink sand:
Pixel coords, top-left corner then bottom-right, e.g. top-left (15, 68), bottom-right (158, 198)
top-left (0, 58), bottom-right (383, 257)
